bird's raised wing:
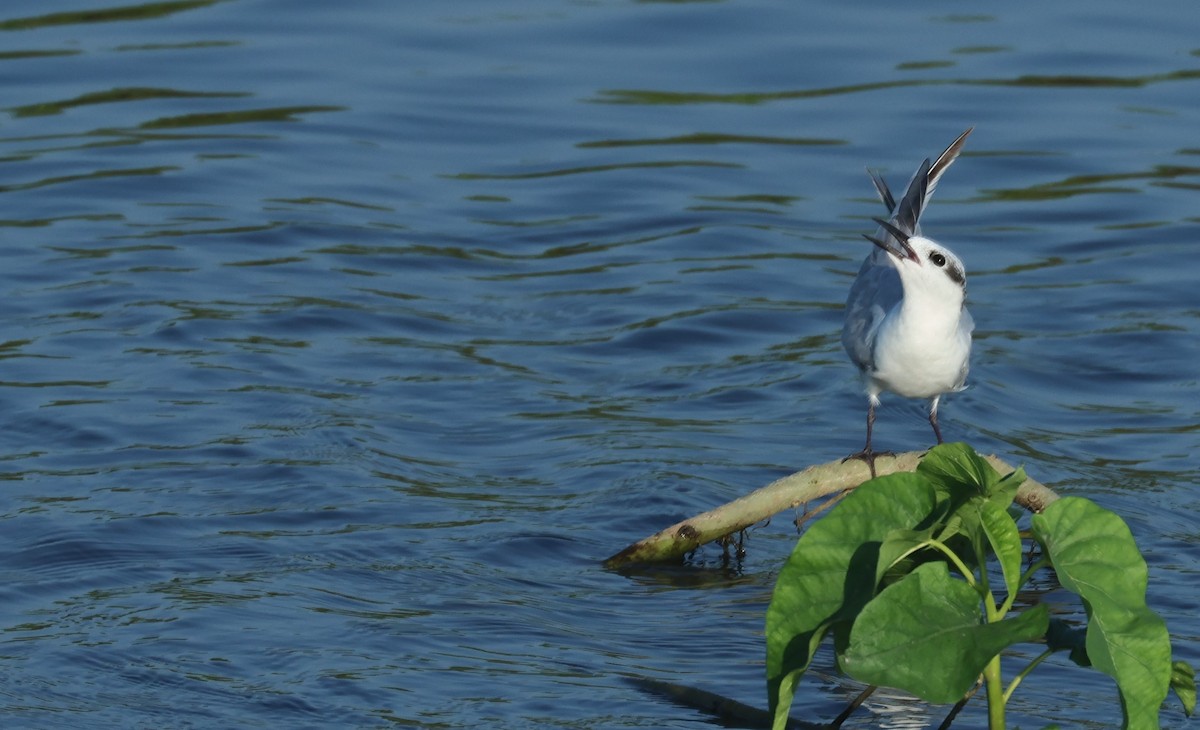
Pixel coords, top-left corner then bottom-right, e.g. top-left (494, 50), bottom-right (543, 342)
top-left (866, 127), bottom-right (973, 228)
top-left (927, 127), bottom-right (973, 201)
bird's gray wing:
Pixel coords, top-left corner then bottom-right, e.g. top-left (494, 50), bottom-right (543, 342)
top-left (868, 169), bottom-right (896, 213)
top-left (951, 306), bottom-right (976, 390)
top-left (926, 127), bottom-right (973, 200)
top-left (893, 158), bottom-right (931, 238)
top-left (865, 127), bottom-right (972, 223)
top-left (842, 248), bottom-right (902, 371)
top-left (960, 305), bottom-right (975, 336)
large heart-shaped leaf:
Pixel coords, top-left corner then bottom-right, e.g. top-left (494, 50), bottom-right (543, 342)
top-left (765, 473), bottom-right (938, 726)
top-left (1032, 497), bottom-right (1172, 728)
top-left (841, 561), bottom-right (1048, 703)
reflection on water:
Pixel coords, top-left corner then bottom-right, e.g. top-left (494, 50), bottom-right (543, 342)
top-left (592, 69), bottom-right (1200, 105)
top-left (0, 0), bottom-right (1196, 728)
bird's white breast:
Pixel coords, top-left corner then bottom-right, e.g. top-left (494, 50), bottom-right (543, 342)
top-left (867, 301), bottom-right (972, 399)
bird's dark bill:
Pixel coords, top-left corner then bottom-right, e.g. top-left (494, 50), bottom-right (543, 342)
top-left (863, 232), bottom-right (920, 263)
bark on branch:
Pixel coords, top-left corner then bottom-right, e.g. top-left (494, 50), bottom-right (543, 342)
top-left (604, 451), bottom-right (1059, 569)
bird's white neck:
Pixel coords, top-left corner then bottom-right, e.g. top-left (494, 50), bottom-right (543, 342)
top-left (891, 284), bottom-right (966, 338)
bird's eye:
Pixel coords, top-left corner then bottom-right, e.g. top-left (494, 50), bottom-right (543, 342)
top-left (930, 253), bottom-right (946, 267)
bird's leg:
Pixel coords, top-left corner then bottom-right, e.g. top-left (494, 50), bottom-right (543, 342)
top-left (928, 396), bottom-right (944, 445)
top-left (843, 399), bottom-right (890, 478)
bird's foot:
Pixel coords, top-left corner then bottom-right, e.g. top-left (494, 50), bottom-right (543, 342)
top-left (842, 448), bottom-right (894, 479)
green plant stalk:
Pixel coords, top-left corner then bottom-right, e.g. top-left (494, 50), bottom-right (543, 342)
top-left (939, 535), bottom-right (1011, 727)
top-left (933, 536), bottom-right (1010, 725)
top-left (972, 532), bottom-right (992, 600)
top-left (980, 568), bottom-right (1007, 728)
top-left (982, 655), bottom-right (1006, 729)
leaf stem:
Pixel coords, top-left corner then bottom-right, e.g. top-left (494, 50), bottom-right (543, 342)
top-left (928, 539), bottom-right (976, 587)
top-left (998, 557), bottom-right (1048, 616)
top-left (1003, 648), bottom-right (1054, 703)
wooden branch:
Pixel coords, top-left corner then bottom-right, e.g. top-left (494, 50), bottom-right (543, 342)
top-left (604, 451), bottom-right (1060, 568)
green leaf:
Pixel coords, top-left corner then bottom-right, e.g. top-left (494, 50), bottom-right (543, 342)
top-left (875, 527), bottom-right (936, 587)
top-left (978, 500), bottom-right (1023, 601)
top-left (989, 464), bottom-right (1026, 511)
top-left (917, 442), bottom-right (999, 503)
top-left (841, 561), bottom-right (1049, 703)
top-left (765, 473), bottom-right (939, 724)
top-left (1032, 497), bottom-right (1172, 728)
top-left (936, 511), bottom-right (965, 542)
top-left (1171, 660), bottom-right (1196, 717)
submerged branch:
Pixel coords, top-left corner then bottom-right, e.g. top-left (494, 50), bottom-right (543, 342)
top-left (604, 451), bottom-right (1059, 568)
top-left (625, 676), bottom-right (822, 730)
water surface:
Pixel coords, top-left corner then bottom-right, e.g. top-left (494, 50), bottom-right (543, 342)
top-left (0, 1), bottom-right (1197, 728)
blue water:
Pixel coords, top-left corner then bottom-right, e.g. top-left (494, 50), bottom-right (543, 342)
top-left (0, 1), bottom-right (1197, 728)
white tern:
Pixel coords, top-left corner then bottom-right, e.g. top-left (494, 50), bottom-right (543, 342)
top-left (841, 129), bottom-right (975, 476)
